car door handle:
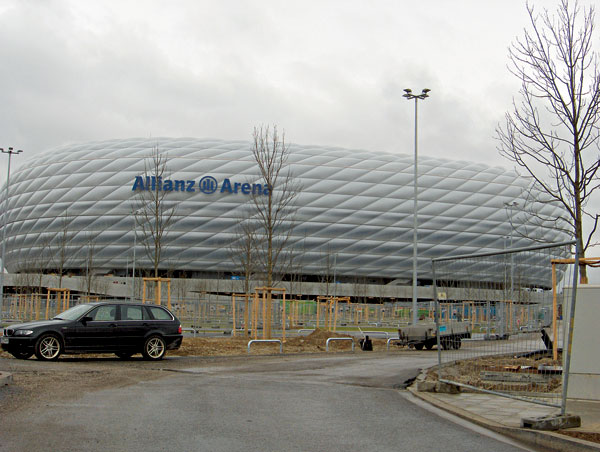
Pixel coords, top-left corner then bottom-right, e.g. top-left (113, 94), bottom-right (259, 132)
top-left (109, 323), bottom-right (117, 327)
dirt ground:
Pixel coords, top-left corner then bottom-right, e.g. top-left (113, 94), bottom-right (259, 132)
top-left (425, 354), bottom-right (564, 393)
top-left (0, 329), bottom-right (381, 414)
top-left (170, 329), bottom-right (383, 355)
top-left (0, 329), bottom-right (386, 362)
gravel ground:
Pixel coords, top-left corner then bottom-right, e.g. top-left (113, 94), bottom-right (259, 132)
top-left (0, 356), bottom-right (180, 414)
top-left (0, 329), bottom-right (377, 414)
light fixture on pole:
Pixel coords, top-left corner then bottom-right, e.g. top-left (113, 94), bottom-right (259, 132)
top-left (403, 88), bottom-right (430, 326)
top-left (0, 147), bottom-right (23, 323)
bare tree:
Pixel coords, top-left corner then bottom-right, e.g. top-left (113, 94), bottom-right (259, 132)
top-left (496, 0), bottom-right (600, 282)
top-left (47, 212), bottom-right (74, 288)
top-left (319, 246), bottom-right (336, 297)
top-left (286, 233), bottom-right (307, 298)
top-left (250, 125), bottom-right (300, 337)
top-left (81, 232), bottom-right (97, 298)
top-left (229, 211), bottom-right (258, 296)
top-left (250, 125), bottom-right (300, 287)
top-left (34, 235), bottom-right (53, 297)
top-left (133, 145), bottom-right (177, 278)
top-left (352, 276), bottom-right (368, 304)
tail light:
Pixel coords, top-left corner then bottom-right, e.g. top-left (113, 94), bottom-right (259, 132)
top-left (178, 324), bottom-right (182, 334)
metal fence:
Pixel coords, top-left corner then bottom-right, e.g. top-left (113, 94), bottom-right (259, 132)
top-left (432, 241), bottom-right (576, 409)
top-left (1, 291), bottom-right (413, 335)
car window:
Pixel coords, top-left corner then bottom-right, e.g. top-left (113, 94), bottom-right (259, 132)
top-left (55, 304), bottom-right (94, 321)
top-left (148, 306), bottom-right (173, 320)
top-left (89, 305), bottom-right (117, 321)
top-left (121, 305), bottom-right (145, 321)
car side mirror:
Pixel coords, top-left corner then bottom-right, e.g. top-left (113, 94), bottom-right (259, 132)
top-left (81, 316), bottom-right (93, 324)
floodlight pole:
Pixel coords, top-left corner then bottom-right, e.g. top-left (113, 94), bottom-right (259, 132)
top-left (0, 147), bottom-right (23, 323)
top-left (404, 88), bottom-right (430, 326)
top-left (131, 211), bottom-right (141, 302)
top-left (333, 253), bottom-right (338, 299)
top-left (503, 201), bottom-right (518, 335)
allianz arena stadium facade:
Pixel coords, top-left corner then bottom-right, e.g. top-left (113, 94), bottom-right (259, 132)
top-left (1, 138), bottom-right (570, 290)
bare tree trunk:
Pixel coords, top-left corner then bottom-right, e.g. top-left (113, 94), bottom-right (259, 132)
top-left (133, 145), bottom-right (176, 279)
top-left (250, 125), bottom-right (300, 337)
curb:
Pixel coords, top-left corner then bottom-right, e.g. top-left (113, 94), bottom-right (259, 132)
top-left (0, 371), bottom-right (13, 386)
top-left (408, 387), bottom-right (600, 452)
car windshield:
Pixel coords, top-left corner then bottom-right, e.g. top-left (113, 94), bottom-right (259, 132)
top-left (53, 304), bottom-right (93, 321)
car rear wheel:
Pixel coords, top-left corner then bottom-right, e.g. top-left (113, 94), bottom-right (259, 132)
top-left (35, 334), bottom-right (62, 361)
top-left (414, 343), bottom-right (424, 350)
top-left (142, 335), bottom-right (166, 360)
top-left (10, 350), bottom-right (33, 360)
top-left (115, 352), bottom-right (134, 359)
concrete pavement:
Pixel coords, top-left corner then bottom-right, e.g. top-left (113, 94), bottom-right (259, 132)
top-left (2, 354), bottom-right (599, 451)
top-left (409, 386), bottom-right (600, 452)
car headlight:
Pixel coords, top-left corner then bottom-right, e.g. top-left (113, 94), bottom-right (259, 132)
top-left (14, 330), bottom-right (34, 336)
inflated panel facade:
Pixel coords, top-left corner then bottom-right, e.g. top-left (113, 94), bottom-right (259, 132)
top-left (1, 138), bottom-right (570, 283)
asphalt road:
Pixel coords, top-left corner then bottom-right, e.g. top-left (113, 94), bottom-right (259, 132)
top-left (0, 352), bottom-right (539, 452)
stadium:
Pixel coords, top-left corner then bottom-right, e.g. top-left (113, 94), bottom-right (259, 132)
top-left (0, 137), bottom-right (571, 303)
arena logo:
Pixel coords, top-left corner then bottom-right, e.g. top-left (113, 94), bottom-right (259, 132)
top-left (131, 176), bottom-right (271, 196)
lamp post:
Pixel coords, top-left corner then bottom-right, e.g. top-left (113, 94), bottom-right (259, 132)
top-left (131, 211), bottom-right (141, 302)
top-left (333, 253), bottom-right (338, 299)
top-left (0, 147), bottom-right (23, 323)
top-left (403, 88), bottom-right (430, 326)
top-left (503, 201), bottom-right (518, 335)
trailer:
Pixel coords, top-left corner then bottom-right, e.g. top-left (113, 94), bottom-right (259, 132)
top-left (398, 322), bottom-right (471, 350)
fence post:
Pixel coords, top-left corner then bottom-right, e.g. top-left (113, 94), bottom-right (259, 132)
top-left (432, 260), bottom-right (442, 373)
top-left (560, 240), bottom-right (580, 416)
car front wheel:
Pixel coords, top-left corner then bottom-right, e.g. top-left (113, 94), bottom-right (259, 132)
top-left (142, 335), bottom-right (166, 360)
top-left (35, 334), bottom-right (62, 361)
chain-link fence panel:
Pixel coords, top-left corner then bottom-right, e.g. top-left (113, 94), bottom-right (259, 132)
top-left (432, 241), bottom-right (575, 408)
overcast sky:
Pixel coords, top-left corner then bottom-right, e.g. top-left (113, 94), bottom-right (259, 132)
top-left (1, 0), bottom-right (542, 174)
top-left (1, 0), bottom-right (598, 281)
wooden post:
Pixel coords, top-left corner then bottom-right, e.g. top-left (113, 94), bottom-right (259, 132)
top-left (316, 300), bottom-right (321, 328)
top-left (261, 290), bottom-right (267, 339)
top-left (232, 294), bottom-right (237, 337)
top-left (552, 262), bottom-right (558, 361)
top-left (244, 295), bottom-right (249, 337)
top-left (35, 293), bottom-right (41, 320)
top-left (45, 290), bottom-right (51, 320)
top-left (167, 282), bottom-right (171, 309)
top-left (333, 298), bottom-right (339, 332)
top-left (265, 289), bottom-right (271, 338)
top-left (282, 292), bottom-right (286, 342)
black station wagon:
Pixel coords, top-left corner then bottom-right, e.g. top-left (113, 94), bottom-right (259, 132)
top-left (1, 302), bottom-right (183, 361)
